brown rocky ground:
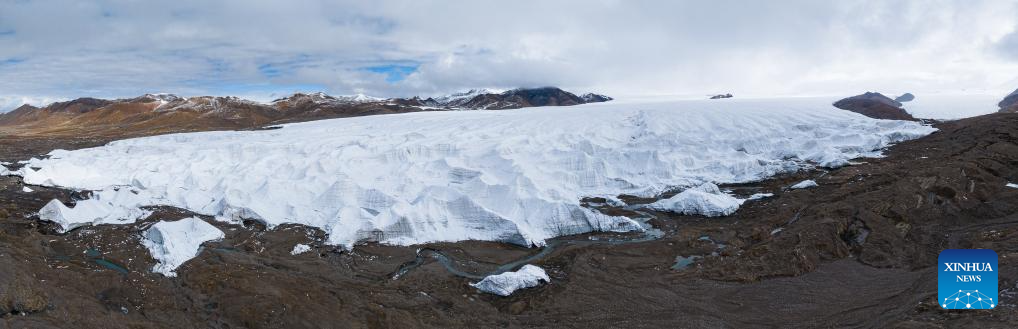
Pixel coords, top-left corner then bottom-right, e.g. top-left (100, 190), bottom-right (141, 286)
top-left (1, 113), bottom-right (1017, 328)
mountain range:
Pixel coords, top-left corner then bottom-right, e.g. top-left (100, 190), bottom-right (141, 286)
top-left (0, 87), bottom-right (611, 136)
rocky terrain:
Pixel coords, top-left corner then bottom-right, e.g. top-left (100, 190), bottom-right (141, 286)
top-left (0, 87), bottom-right (611, 137)
top-left (833, 92), bottom-right (917, 121)
top-left (0, 104), bottom-right (1015, 327)
top-left (999, 89), bottom-right (1018, 113)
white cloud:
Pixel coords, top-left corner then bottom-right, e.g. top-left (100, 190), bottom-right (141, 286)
top-left (1, 0), bottom-right (1018, 111)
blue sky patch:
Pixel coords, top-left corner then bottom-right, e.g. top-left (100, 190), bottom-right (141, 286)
top-left (0, 58), bottom-right (25, 66)
top-left (362, 63), bottom-right (419, 83)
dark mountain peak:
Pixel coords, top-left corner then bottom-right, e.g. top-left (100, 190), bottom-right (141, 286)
top-left (833, 92), bottom-right (916, 121)
top-left (580, 93), bottom-right (613, 103)
top-left (11, 104), bottom-right (39, 112)
top-left (998, 88), bottom-right (1018, 113)
top-left (43, 97), bottom-right (114, 114)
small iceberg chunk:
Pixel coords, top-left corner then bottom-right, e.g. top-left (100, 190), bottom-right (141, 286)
top-left (470, 264), bottom-right (550, 296)
top-left (647, 183), bottom-right (742, 217)
top-left (1006, 183), bottom-right (1018, 189)
top-left (790, 180), bottom-right (818, 189)
top-left (141, 217), bottom-right (224, 277)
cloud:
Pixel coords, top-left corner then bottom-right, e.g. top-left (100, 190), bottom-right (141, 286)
top-left (1, 0), bottom-right (1018, 111)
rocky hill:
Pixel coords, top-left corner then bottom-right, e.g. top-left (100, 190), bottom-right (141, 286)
top-left (833, 92), bottom-right (917, 121)
top-left (0, 87), bottom-right (611, 136)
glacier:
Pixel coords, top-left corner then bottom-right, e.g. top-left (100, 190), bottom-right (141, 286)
top-left (3, 97), bottom-right (936, 248)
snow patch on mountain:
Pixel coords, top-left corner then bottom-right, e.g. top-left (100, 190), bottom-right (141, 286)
top-left (433, 88), bottom-right (505, 105)
top-left (334, 93), bottom-right (385, 103)
top-left (6, 96), bottom-right (935, 247)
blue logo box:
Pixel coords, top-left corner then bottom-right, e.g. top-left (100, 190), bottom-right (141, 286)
top-left (938, 249), bottom-right (998, 310)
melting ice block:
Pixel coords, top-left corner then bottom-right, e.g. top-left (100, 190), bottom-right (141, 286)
top-left (790, 180), bottom-right (818, 189)
top-left (142, 217), bottom-right (224, 277)
top-left (471, 264), bottom-right (550, 296)
top-left (647, 183), bottom-right (743, 217)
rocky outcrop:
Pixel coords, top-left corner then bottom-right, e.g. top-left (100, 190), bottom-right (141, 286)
top-left (833, 92), bottom-right (916, 121)
top-left (998, 88), bottom-right (1018, 113)
top-left (580, 93), bottom-right (613, 103)
top-left (709, 93), bottom-right (733, 99)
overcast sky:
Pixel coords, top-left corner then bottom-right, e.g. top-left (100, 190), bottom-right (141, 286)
top-left (2, 0), bottom-right (1018, 111)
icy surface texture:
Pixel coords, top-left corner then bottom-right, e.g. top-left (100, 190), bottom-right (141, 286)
top-left (141, 217), bottom-right (224, 277)
top-left (6, 97), bottom-right (934, 247)
top-left (647, 183), bottom-right (743, 217)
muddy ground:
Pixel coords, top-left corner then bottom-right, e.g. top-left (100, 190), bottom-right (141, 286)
top-left (2, 114), bottom-right (1018, 328)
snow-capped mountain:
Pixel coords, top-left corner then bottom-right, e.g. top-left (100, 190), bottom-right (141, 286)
top-left (127, 93), bottom-right (183, 104)
top-left (333, 93), bottom-right (386, 103)
top-left (156, 96), bottom-right (267, 113)
top-left (429, 87), bottom-right (610, 110)
top-left (433, 88), bottom-right (506, 107)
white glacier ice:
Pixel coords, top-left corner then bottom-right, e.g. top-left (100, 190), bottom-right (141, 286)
top-left (39, 187), bottom-right (154, 233)
top-left (900, 93), bottom-right (1001, 120)
top-left (647, 183), bottom-right (742, 217)
top-left (470, 264), bottom-right (550, 296)
top-left (141, 217), bottom-right (224, 277)
top-left (21, 186), bottom-right (33, 193)
top-left (3, 97), bottom-right (935, 248)
top-left (746, 193), bottom-right (773, 200)
top-left (790, 180), bottom-right (819, 189)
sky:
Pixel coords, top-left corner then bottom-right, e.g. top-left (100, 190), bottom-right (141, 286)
top-left (2, 0), bottom-right (1018, 111)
